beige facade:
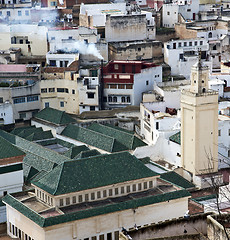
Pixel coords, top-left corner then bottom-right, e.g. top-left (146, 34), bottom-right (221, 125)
top-left (41, 71), bottom-right (79, 114)
top-left (181, 62), bottom-right (218, 175)
top-left (0, 24), bottom-right (48, 57)
top-left (6, 193), bottom-right (189, 240)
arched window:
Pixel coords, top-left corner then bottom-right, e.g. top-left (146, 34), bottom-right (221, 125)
top-left (121, 96), bottom-right (126, 102)
top-left (108, 96), bottom-right (112, 102)
top-left (213, 45), bottom-right (217, 50)
top-left (113, 96), bottom-right (117, 102)
top-left (127, 96), bottom-right (130, 102)
top-left (208, 32), bottom-right (212, 38)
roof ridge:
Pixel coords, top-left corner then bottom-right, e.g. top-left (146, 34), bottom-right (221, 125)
top-left (53, 163), bottom-right (65, 195)
top-left (98, 123), bottom-right (133, 136)
top-left (59, 111), bottom-right (66, 125)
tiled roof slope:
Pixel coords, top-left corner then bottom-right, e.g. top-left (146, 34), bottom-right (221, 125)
top-left (87, 123), bottom-right (146, 150)
top-left (26, 131), bottom-right (54, 141)
top-left (160, 171), bottom-right (195, 189)
top-left (169, 131), bottom-right (181, 145)
top-left (15, 127), bottom-right (43, 138)
top-left (63, 145), bottom-right (89, 159)
top-left (32, 151), bottom-right (158, 195)
top-left (37, 138), bottom-right (74, 148)
top-left (3, 189), bottom-right (190, 228)
top-left (61, 124), bottom-right (125, 152)
top-left (0, 136), bottom-right (25, 160)
top-left (75, 149), bottom-right (101, 159)
top-left (0, 129), bottom-right (16, 144)
top-left (11, 126), bottom-right (36, 135)
top-left (34, 107), bottom-right (76, 125)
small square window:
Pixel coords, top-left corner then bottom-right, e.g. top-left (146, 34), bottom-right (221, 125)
top-left (85, 194), bottom-right (89, 201)
top-left (78, 195), bottom-right (83, 203)
top-left (103, 190), bottom-right (107, 197)
top-left (109, 189), bottom-right (113, 196)
top-left (59, 199), bottom-right (63, 206)
top-left (60, 101), bottom-right (64, 107)
top-left (72, 196), bottom-right (76, 204)
top-left (126, 186), bottom-right (130, 193)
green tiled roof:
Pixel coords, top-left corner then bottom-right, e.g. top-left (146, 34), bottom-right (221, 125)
top-left (169, 131), bottom-right (181, 145)
top-left (32, 151), bottom-right (158, 195)
top-left (160, 171), bottom-right (195, 189)
top-left (26, 130), bottom-right (54, 142)
top-left (192, 194), bottom-right (217, 202)
top-left (37, 138), bottom-right (74, 148)
top-left (0, 136), bottom-right (25, 160)
top-left (87, 123), bottom-right (146, 150)
top-left (11, 126), bottom-right (36, 135)
top-left (16, 127), bottom-right (43, 138)
top-left (3, 189), bottom-right (190, 228)
top-left (63, 145), bottom-right (89, 159)
top-left (75, 149), bottom-right (101, 159)
top-left (0, 198), bottom-right (5, 207)
top-left (139, 157), bottom-right (151, 164)
top-left (61, 124), bottom-right (145, 153)
top-left (34, 107), bottom-right (75, 125)
top-left (61, 124), bottom-right (120, 152)
top-left (0, 163), bottom-right (23, 175)
top-left (25, 166), bottom-right (39, 182)
top-left (0, 129), bottom-right (16, 144)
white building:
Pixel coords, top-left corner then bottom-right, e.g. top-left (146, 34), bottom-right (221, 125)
top-left (46, 52), bottom-right (79, 67)
top-left (164, 38), bottom-right (211, 79)
top-left (102, 61), bottom-right (162, 109)
top-left (78, 76), bottom-right (100, 114)
top-left (0, 102), bottom-right (14, 125)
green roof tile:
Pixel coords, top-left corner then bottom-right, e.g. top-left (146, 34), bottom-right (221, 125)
top-left (87, 123), bottom-right (146, 150)
top-left (160, 171), bottom-right (195, 189)
top-left (34, 107), bottom-right (75, 125)
top-left (63, 145), bottom-right (89, 159)
top-left (61, 124), bottom-right (119, 152)
top-left (0, 136), bottom-right (25, 160)
top-left (75, 149), bottom-right (101, 159)
top-left (33, 151), bottom-right (158, 195)
top-left (3, 189), bottom-right (190, 228)
top-left (169, 131), bottom-right (181, 145)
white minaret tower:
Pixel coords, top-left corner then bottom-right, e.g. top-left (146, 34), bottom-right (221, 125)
top-left (181, 56), bottom-right (218, 176)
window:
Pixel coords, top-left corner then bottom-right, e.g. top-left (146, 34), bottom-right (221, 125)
top-left (118, 84), bottom-right (125, 89)
top-left (87, 92), bottom-right (94, 98)
top-left (49, 88), bottom-right (55, 92)
top-left (149, 181), bottom-right (153, 188)
top-left (50, 1), bottom-right (57, 5)
top-left (178, 42), bottom-right (181, 47)
top-left (122, 64), bottom-right (125, 73)
top-left (167, 11), bottom-right (170, 15)
top-left (189, 42), bottom-right (192, 46)
top-left (132, 65), bottom-right (136, 73)
top-left (195, 41), bottom-right (197, 46)
top-left (19, 39), bottom-right (23, 44)
top-left (78, 195), bottom-right (83, 202)
top-left (7, 11), bottom-right (10, 16)
top-left (66, 197), bottom-right (70, 205)
top-left (127, 186), bottom-right (130, 193)
top-left (187, 8), bottom-right (191, 12)
top-left (126, 84), bottom-right (133, 89)
top-left (90, 106), bottom-right (95, 111)
top-left (13, 97), bottom-right (25, 104)
top-left (91, 193), bottom-right (95, 200)
top-left (0, 97), bottom-right (3, 103)
top-left (138, 47), bottom-right (141, 52)
top-left (3, 191), bottom-right (7, 196)
top-left (228, 150), bottom-right (230, 158)
top-left (72, 89), bottom-right (75, 94)
top-left (144, 182), bottom-right (148, 189)
top-left (25, 10), bottom-right (29, 16)
top-left (132, 184), bottom-right (136, 192)
top-left (156, 122), bottom-right (159, 130)
top-left (200, 41), bottom-right (203, 45)
top-left (109, 189), bottom-right (113, 196)
top-left (51, 37), bottom-right (55, 41)
top-left (146, 80), bottom-right (149, 86)
top-left (138, 183), bottom-right (142, 190)
top-left (208, 32), bottom-right (212, 38)
top-left (127, 96), bottom-right (130, 102)
top-left (60, 199), bottom-right (63, 206)
top-left (184, 42), bottom-right (187, 47)
top-left (218, 129), bottom-right (221, 136)
top-left (121, 96), bottom-right (125, 102)
top-left (114, 64), bottom-right (119, 70)
top-left (27, 96), bottom-right (39, 102)
top-left (0, 11), bottom-right (2, 16)
top-left (115, 188), bottom-right (119, 195)
top-left (57, 88), bottom-right (65, 92)
top-left (85, 194), bottom-right (89, 201)
top-left (103, 190), bottom-right (107, 197)
top-left (45, 102), bottom-right (49, 108)
top-left (97, 191), bottom-right (101, 199)
top-left (19, 113), bottom-right (26, 119)
top-left (41, 88), bottom-right (47, 93)
top-left (60, 101), bottom-right (64, 107)
top-left (72, 196), bottom-right (76, 204)
top-left (121, 186), bottom-right (124, 194)
top-left (108, 96), bottom-right (112, 102)
top-left (113, 96), bottom-right (117, 102)
top-left (49, 60), bottom-right (56, 66)
top-left (18, 10), bottom-right (22, 16)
